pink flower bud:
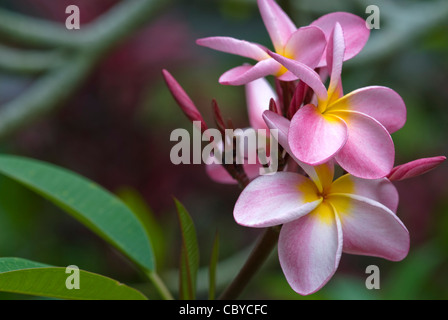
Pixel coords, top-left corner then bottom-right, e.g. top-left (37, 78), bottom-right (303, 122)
top-left (388, 156), bottom-right (446, 181)
top-left (162, 69), bottom-right (208, 133)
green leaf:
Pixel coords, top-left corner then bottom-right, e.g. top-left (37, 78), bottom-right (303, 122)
top-left (179, 248), bottom-right (190, 300)
top-left (0, 257), bottom-right (147, 300)
top-left (174, 198), bottom-right (199, 300)
top-left (208, 232), bottom-right (219, 300)
top-left (117, 187), bottom-right (166, 270)
top-left (0, 155), bottom-right (155, 272)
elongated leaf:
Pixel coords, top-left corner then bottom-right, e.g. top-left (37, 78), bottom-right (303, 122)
top-left (117, 187), bottom-right (166, 270)
top-left (0, 155), bottom-right (155, 272)
top-left (208, 232), bottom-right (219, 300)
top-left (174, 198), bottom-right (199, 300)
top-left (179, 247), bottom-right (189, 300)
top-left (0, 258), bottom-right (147, 300)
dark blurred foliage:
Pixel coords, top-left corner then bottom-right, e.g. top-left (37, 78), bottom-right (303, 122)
top-left (0, 0), bottom-right (446, 299)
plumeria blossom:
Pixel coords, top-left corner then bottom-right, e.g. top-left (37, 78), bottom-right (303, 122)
top-left (269, 23), bottom-right (407, 179)
top-left (196, 0), bottom-right (369, 85)
top-left (233, 111), bottom-right (410, 295)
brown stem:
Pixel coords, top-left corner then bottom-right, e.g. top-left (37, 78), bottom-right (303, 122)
top-left (218, 226), bottom-right (280, 300)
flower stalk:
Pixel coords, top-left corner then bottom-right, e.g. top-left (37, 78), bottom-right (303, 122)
top-left (219, 226), bottom-right (280, 300)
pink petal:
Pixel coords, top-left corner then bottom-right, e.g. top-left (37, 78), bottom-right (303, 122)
top-left (206, 163), bottom-right (236, 184)
top-left (268, 51), bottom-right (328, 103)
top-left (219, 59), bottom-right (281, 86)
top-left (196, 36), bottom-right (270, 61)
top-left (246, 77), bottom-right (277, 131)
top-left (206, 163), bottom-right (262, 185)
top-left (330, 174), bottom-right (399, 212)
top-left (284, 26), bottom-right (327, 69)
top-left (263, 110), bottom-right (335, 192)
top-left (332, 111), bottom-right (395, 179)
top-left (162, 69), bottom-right (207, 132)
top-left (262, 110), bottom-right (290, 148)
top-left (277, 70), bottom-right (299, 82)
top-left (279, 202), bottom-right (342, 295)
top-left (243, 163), bottom-right (265, 181)
top-left (326, 23), bottom-right (345, 103)
top-left (311, 12), bottom-right (370, 67)
top-left (257, 0), bottom-right (296, 53)
top-left (234, 172), bottom-right (322, 228)
top-left (289, 104), bottom-right (348, 165)
top-left (329, 194), bottom-right (409, 261)
top-left (327, 86), bottom-right (407, 133)
top-left (388, 156), bottom-right (447, 181)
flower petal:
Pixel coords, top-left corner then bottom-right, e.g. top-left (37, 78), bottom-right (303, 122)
top-left (206, 163), bottom-right (262, 185)
top-left (329, 194), bottom-right (409, 261)
top-left (388, 156), bottom-right (446, 181)
top-left (329, 174), bottom-right (399, 212)
top-left (277, 70), bottom-right (299, 82)
top-left (279, 202), bottom-right (342, 295)
top-left (262, 110), bottom-right (290, 148)
top-left (234, 172), bottom-right (322, 228)
top-left (332, 111), bottom-right (395, 179)
top-left (206, 163), bottom-right (235, 184)
top-left (326, 23), bottom-right (345, 103)
top-left (284, 26), bottom-right (327, 69)
top-left (311, 12), bottom-right (370, 67)
top-left (268, 51), bottom-right (328, 103)
top-left (327, 86), bottom-right (407, 133)
top-left (219, 59), bottom-right (281, 86)
top-left (263, 110), bottom-right (335, 192)
top-left (257, 0), bottom-right (296, 53)
top-left (289, 104), bottom-right (348, 165)
top-left (246, 77), bottom-right (277, 131)
top-left (196, 36), bottom-right (269, 61)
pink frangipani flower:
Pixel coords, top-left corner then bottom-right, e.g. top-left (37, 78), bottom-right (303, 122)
top-left (269, 23), bottom-right (407, 179)
top-left (196, 0), bottom-right (368, 85)
top-left (233, 110), bottom-right (410, 295)
top-left (388, 156), bottom-right (446, 181)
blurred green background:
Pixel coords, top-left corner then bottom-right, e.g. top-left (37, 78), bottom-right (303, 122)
top-left (0, 0), bottom-right (446, 299)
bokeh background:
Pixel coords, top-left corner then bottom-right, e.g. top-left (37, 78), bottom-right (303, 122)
top-left (0, 0), bottom-right (446, 299)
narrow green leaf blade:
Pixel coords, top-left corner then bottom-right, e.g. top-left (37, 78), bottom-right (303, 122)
top-left (208, 232), bottom-right (219, 300)
top-left (117, 187), bottom-right (166, 270)
top-left (174, 198), bottom-right (199, 300)
top-left (0, 258), bottom-right (147, 300)
top-left (179, 247), bottom-right (189, 300)
top-left (0, 155), bottom-right (155, 272)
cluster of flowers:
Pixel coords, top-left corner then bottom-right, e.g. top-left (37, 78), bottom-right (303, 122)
top-left (163, 0), bottom-right (445, 295)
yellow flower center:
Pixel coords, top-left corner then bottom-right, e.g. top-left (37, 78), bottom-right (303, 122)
top-left (298, 168), bottom-right (356, 225)
top-left (274, 49), bottom-right (295, 77)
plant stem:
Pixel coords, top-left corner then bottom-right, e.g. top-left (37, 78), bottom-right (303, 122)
top-left (0, 0), bottom-right (171, 140)
top-left (218, 226), bottom-right (280, 300)
top-left (0, 54), bottom-right (93, 140)
top-left (0, 45), bottom-right (64, 74)
top-left (146, 271), bottom-right (174, 300)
